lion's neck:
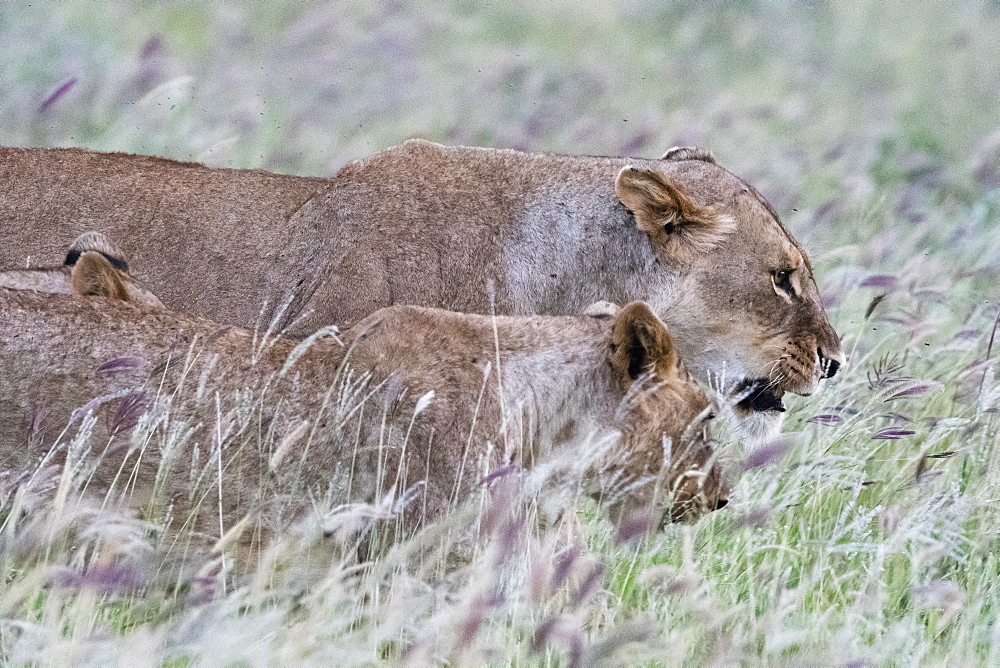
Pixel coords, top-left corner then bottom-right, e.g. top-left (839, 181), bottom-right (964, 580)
top-left (501, 201), bottom-right (683, 316)
top-left (492, 323), bottom-right (617, 466)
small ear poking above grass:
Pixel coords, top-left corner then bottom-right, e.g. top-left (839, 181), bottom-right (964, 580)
top-left (661, 146), bottom-right (716, 163)
top-left (70, 251), bottom-right (130, 301)
top-left (65, 231), bottom-right (129, 272)
top-left (582, 300), bottom-right (620, 319)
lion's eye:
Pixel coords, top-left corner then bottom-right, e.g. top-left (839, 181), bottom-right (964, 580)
top-left (773, 269), bottom-right (794, 295)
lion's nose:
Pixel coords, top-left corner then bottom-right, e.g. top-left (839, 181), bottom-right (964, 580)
top-left (818, 348), bottom-right (841, 379)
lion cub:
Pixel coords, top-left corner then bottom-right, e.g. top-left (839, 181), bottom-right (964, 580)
top-left (0, 231), bottom-right (162, 306)
top-left (0, 285), bottom-right (726, 548)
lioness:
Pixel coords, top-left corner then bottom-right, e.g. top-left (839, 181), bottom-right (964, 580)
top-left (0, 142), bottom-right (842, 431)
top-left (0, 231), bottom-right (162, 306)
top-left (0, 289), bottom-right (726, 546)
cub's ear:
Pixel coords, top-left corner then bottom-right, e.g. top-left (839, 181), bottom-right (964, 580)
top-left (615, 166), bottom-right (735, 263)
top-left (609, 301), bottom-right (679, 389)
top-left (65, 231), bottom-right (129, 272)
top-left (582, 300), bottom-right (620, 320)
top-left (70, 251), bottom-right (131, 302)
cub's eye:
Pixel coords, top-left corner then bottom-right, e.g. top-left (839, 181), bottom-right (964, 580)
top-left (772, 269), bottom-right (794, 295)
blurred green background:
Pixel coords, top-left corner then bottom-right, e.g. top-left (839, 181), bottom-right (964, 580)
top-left (3, 1), bottom-right (996, 188)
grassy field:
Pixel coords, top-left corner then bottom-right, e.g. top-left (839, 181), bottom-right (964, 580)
top-left (2, 0), bottom-right (1000, 663)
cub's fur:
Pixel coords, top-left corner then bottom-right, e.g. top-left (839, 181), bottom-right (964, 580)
top-left (0, 231), bottom-right (162, 305)
top-left (0, 142), bottom-right (842, 434)
top-left (0, 290), bottom-right (726, 548)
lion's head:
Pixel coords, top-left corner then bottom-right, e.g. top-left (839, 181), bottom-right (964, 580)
top-left (615, 148), bottom-right (843, 437)
top-left (0, 231), bottom-right (163, 306)
top-left (345, 300), bottom-right (728, 530)
top-left (592, 301), bottom-right (728, 526)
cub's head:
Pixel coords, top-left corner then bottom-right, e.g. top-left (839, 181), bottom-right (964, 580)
top-left (601, 301), bottom-right (729, 526)
top-left (615, 148), bottom-right (843, 437)
top-left (0, 232), bottom-right (163, 306)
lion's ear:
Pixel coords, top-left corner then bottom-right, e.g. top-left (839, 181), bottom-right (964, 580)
top-left (615, 166), bottom-right (734, 263)
top-left (70, 251), bottom-right (131, 301)
top-left (582, 300), bottom-right (620, 320)
top-left (661, 146), bottom-right (716, 163)
top-left (609, 301), bottom-right (679, 389)
top-left (65, 231), bottom-right (129, 272)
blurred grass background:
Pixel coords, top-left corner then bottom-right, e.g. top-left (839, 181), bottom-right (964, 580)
top-left (4, 0), bottom-right (1000, 663)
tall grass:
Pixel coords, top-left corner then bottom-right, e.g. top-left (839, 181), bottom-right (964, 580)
top-left (0, 335), bottom-right (712, 665)
top-left (2, 0), bottom-right (1000, 663)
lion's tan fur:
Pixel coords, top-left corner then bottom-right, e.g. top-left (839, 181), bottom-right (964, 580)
top-left (0, 141), bottom-right (842, 418)
top-left (0, 289), bottom-right (725, 547)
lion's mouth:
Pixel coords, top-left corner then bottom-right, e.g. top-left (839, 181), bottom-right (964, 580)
top-left (734, 378), bottom-right (786, 413)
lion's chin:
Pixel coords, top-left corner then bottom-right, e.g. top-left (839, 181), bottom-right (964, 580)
top-left (729, 377), bottom-right (814, 449)
top-left (732, 410), bottom-right (787, 450)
